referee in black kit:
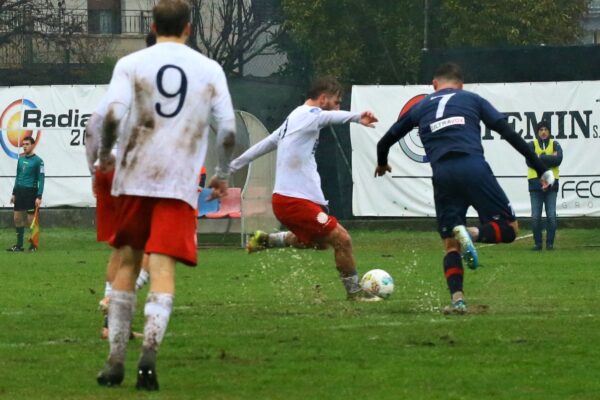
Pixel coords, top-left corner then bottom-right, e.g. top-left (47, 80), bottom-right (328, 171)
top-left (8, 136), bottom-right (44, 252)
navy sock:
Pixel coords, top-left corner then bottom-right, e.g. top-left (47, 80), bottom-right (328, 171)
top-left (476, 220), bottom-right (516, 243)
top-left (443, 251), bottom-right (464, 296)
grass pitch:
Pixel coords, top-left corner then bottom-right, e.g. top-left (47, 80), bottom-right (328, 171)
top-left (0, 227), bottom-right (599, 399)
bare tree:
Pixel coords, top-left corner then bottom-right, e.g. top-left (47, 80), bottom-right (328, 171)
top-left (188, 0), bottom-right (283, 75)
top-left (0, 0), bottom-right (93, 64)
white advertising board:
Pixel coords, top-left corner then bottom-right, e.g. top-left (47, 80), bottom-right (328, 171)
top-left (351, 81), bottom-right (600, 217)
top-left (0, 85), bottom-right (107, 207)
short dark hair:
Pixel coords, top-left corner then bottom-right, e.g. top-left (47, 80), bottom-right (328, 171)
top-left (145, 31), bottom-right (157, 47)
top-left (153, 0), bottom-right (191, 37)
top-left (22, 136), bottom-right (35, 145)
top-left (433, 62), bottom-right (464, 83)
top-left (307, 77), bottom-right (343, 100)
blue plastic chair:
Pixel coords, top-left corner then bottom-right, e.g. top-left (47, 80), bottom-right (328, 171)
top-left (197, 188), bottom-right (220, 217)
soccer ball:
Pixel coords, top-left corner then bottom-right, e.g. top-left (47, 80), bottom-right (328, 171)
top-left (360, 269), bottom-right (394, 299)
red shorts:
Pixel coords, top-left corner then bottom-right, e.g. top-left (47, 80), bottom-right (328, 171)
top-left (109, 196), bottom-right (198, 266)
top-left (272, 193), bottom-right (338, 245)
top-left (95, 169), bottom-right (116, 242)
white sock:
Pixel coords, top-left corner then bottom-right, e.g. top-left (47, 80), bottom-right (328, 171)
top-left (340, 272), bottom-right (361, 294)
top-left (135, 269), bottom-right (150, 291)
top-left (143, 292), bottom-right (174, 353)
top-left (107, 290), bottom-right (136, 364)
top-left (104, 281), bottom-right (112, 298)
top-left (268, 232), bottom-right (288, 248)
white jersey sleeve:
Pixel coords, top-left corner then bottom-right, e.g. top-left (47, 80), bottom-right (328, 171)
top-left (85, 89), bottom-right (117, 173)
top-left (85, 112), bottom-right (103, 173)
top-left (103, 58), bottom-right (134, 112)
top-left (317, 110), bottom-right (360, 129)
top-left (211, 67), bottom-right (235, 123)
top-left (210, 67), bottom-right (236, 177)
top-left (97, 59), bottom-right (133, 159)
top-left (229, 132), bottom-right (278, 173)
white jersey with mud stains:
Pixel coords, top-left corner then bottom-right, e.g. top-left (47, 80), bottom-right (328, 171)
top-left (230, 105), bottom-right (359, 205)
top-left (88, 92), bottom-right (118, 169)
top-left (102, 42), bottom-right (235, 207)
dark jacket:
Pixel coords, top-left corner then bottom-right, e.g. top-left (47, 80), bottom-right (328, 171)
top-left (526, 138), bottom-right (563, 192)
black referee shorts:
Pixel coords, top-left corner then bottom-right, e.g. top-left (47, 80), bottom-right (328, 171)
top-left (13, 187), bottom-right (38, 213)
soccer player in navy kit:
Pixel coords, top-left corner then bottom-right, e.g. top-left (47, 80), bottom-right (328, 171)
top-left (375, 63), bottom-right (555, 314)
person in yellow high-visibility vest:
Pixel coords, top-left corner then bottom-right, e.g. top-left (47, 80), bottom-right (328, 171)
top-left (526, 120), bottom-right (563, 251)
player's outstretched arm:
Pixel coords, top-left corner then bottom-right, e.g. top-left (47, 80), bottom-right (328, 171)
top-left (359, 111), bottom-right (378, 128)
top-left (317, 110), bottom-right (378, 129)
top-left (374, 164), bottom-right (392, 177)
top-left (490, 118), bottom-right (552, 190)
top-left (375, 117), bottom-right (414, 178)
top-left (491, 118), bottom-right (548, 173)
top-left (229, 133), bottom-right (278, 174)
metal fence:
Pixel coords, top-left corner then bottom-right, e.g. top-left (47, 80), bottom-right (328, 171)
top-left (0, 8), bottom-right (152, 36)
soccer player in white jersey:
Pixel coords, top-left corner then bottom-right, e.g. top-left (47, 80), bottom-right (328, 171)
top-left (86, 95), bottom-right (122, 339)
top-left (87, 32), bottom-right (157, 341)
top-left (87, 0), bottom-right (236, 391)
top-left (87, 98), bottom-right (147, 341)
top-left (229, 77), bottom-right (379, 301)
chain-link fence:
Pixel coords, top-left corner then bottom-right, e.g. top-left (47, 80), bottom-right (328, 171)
top-left (420, 45), bottom-right (600, 84)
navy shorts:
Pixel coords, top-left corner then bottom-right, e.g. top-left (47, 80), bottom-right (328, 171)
top-left (431, 153), bottom-right (516, 239)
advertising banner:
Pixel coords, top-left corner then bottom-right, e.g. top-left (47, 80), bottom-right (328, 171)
top-left (0, 85), bottom-right (107, 207)
top-left (351, 81), bottom-right (600, 217)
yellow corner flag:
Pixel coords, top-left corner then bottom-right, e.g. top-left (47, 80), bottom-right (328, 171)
top-left (30, 207), bottom-right (40, 249)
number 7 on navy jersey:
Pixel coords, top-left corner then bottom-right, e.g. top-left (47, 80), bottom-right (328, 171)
top-left (155, 65), bottom-right (188, 118)
top-left (430, 93), bottom-right (455, 118)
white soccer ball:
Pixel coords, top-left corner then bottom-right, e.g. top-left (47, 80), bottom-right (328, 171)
top-left (360, 269), bottom-right (394, 299)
